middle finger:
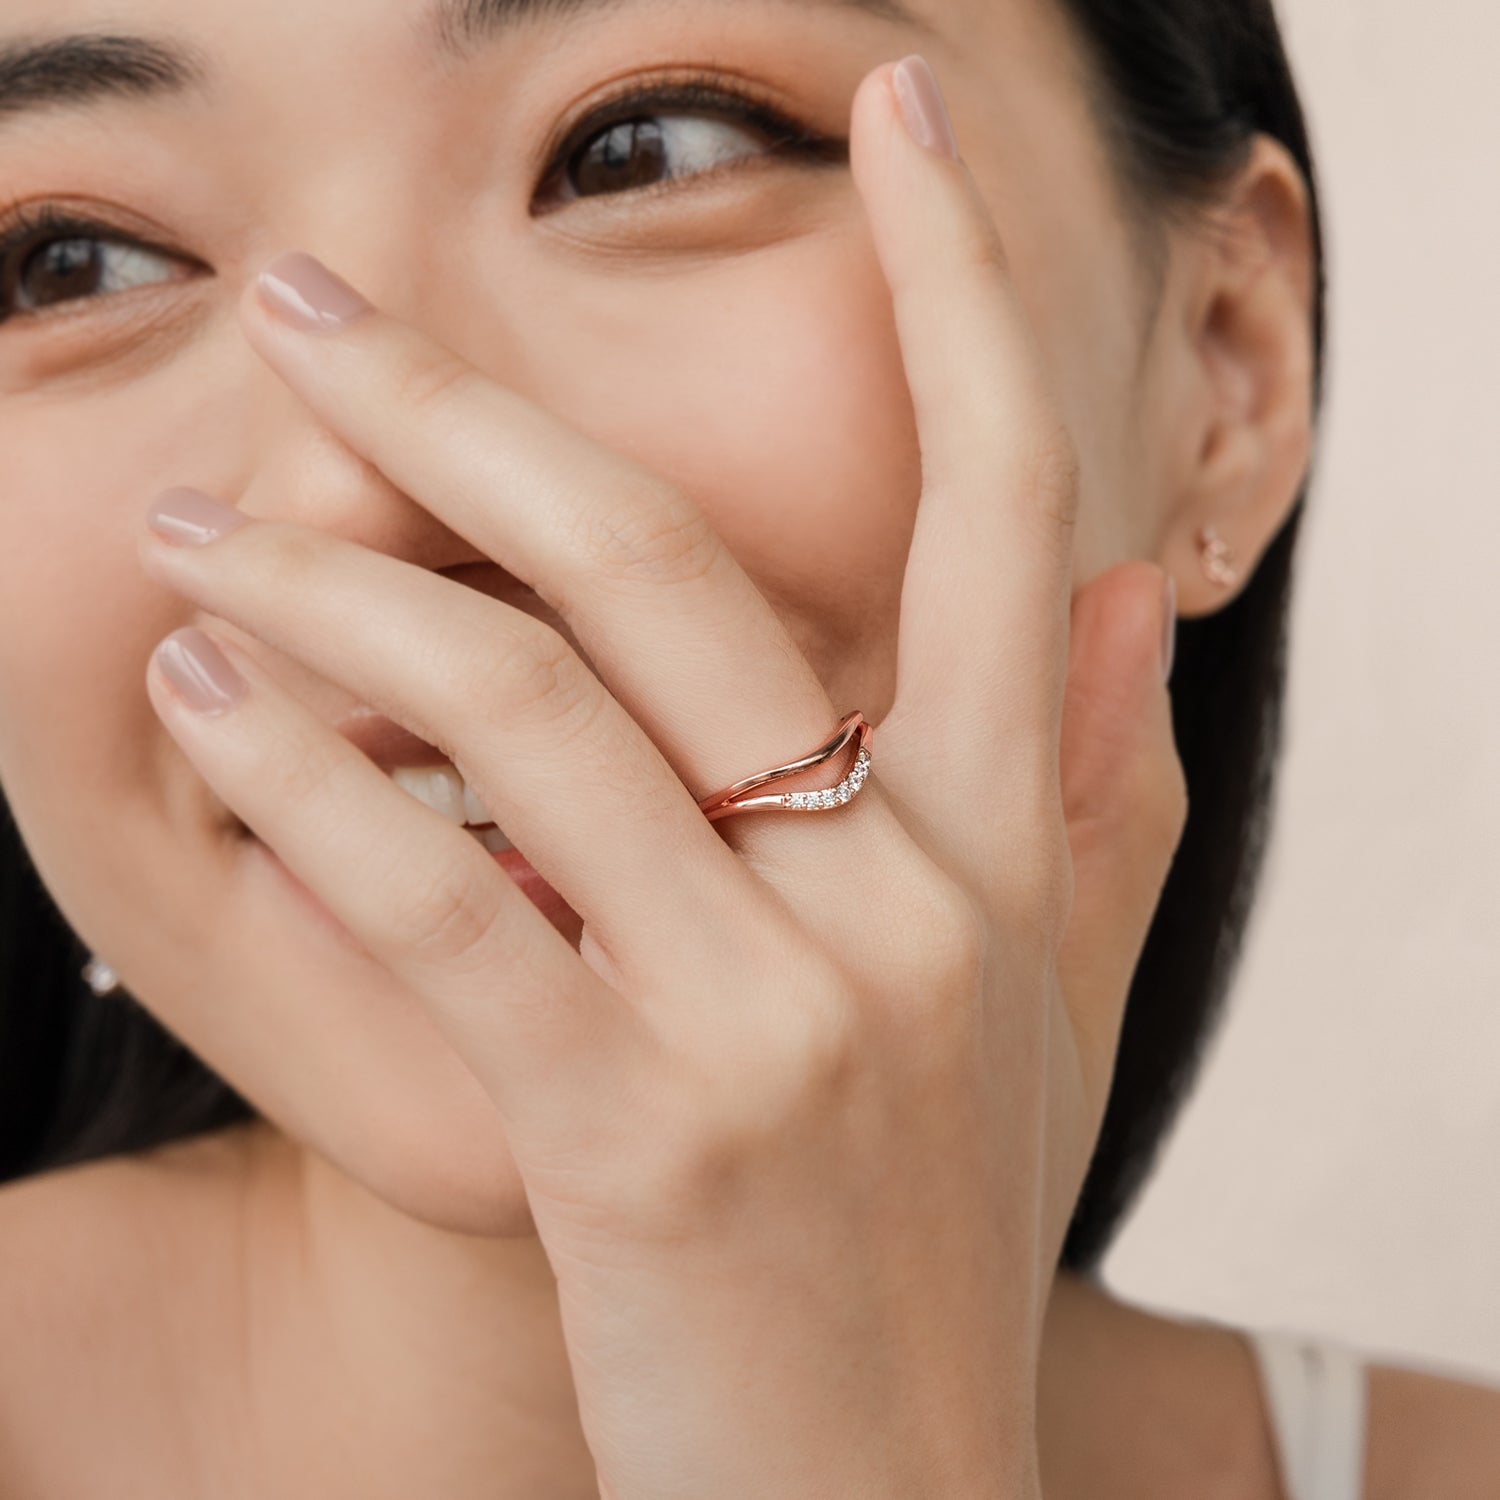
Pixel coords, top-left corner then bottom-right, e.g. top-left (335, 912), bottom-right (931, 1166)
top-left (136, 498), bottom-right (757, 980)
top-left (236, 253), bottom-right (890, 870)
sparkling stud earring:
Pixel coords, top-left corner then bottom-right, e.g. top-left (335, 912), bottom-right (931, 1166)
top-left (82, 954), bottom-right (121, 997)
top-left (1197, 523), bottom-right (1240, 589)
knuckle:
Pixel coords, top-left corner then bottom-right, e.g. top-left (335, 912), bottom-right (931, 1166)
top-left (394, 347), bottom-right (484, 417)
top-left (574, 485), bottom-right (721, 590)
top-left (854, 855), bottom-right (988, 1003)
top-left (491, 619), bottom-right (595, 733)
top-left (388, 857), bottom-right (504, 974)
top-left (902, 872), bottom-right (990, 997)
top-left (626, 963), bottom-right (863, 1238)
top-left (764, 961), bottom-right (864, 1096)
top-left (261, 716), bottom-right (344, 807)
top-left (852, 866), bottom-right (992, 1066)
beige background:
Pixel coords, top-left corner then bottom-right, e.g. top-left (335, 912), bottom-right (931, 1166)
top-left (1102, 0), bottom-right (1500, 1381)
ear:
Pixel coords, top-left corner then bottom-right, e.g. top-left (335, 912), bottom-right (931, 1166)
top-left (1151, 134), bottom-right (1317, 617)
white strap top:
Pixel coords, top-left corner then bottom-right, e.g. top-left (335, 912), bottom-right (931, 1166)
top-left (1244, 1327), bottom-right (1369, 1500)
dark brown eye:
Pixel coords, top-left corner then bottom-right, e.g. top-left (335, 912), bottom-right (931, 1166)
top-left (20, 237), bottom-right (108, 308)
top-left (0, 215), bottom-right (188, 324)
top-left (558, 112), bottom-right (772, 204)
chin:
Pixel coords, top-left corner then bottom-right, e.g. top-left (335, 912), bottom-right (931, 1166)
top-left (300, 1084), bottom-right (544, 1238)
top-left (371, 1151), bottom-right (541, 1240)
top-left (205, 823), bottom-right (560, 1239)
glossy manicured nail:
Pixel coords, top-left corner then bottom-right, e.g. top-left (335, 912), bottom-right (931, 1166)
top-left (256, 251), bottom-right (373, 333)
top-left (1161, 573), bottom-right (1178, 685)
top-left (154, 628), bottom-right (248, 716)
top-left (147, 487), bottom-right (252, 547)
top-left (892, 54), bottom-right (959, 160)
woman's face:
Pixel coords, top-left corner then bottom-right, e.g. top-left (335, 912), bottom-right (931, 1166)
top-left (1, 0), bottom-right (1183, 1229)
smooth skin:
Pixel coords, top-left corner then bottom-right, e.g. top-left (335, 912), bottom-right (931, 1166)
top-left (1, 0), bottom-right (1497, 1495)
top-left (135, 63), bottom-right (1162, 1499)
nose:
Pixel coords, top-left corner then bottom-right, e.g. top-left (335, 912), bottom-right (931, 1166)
top-left (229, 325), bottom-right (493, 575)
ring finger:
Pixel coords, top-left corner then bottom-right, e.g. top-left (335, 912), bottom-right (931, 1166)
top-left (233, 255), bottom-right (896, 886)
top-left (141, 624), bottom-right (656, 1142)
top-left (137, 511), bottom-right (769, 987)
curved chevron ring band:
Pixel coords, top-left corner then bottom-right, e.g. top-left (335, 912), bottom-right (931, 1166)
top-left (696, 711), bottom-right (874, 823)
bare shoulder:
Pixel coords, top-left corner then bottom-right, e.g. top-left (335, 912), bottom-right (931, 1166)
top-left (0, 1122), bottom-right (270, 1496)
top-left (1041, 1272), bottom-right (1500, 1500)
top-left (1038, 1271), bottom-right (1282, 1500)
top-left (1365, 1353), bottom-right (1500, 1500)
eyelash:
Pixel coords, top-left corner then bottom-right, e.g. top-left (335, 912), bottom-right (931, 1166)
top-left (0, 71), bottom-right (842, 328)
top-left (539, 68), bottom-right (842, 206)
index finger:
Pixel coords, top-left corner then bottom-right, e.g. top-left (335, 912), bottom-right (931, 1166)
top-left (850, 56), bottom-right (1080, 811)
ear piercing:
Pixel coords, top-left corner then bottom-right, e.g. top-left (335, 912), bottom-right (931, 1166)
top-left (81, 953), bottom-right (121, 997)
top-left (1197, 523), bottom-right (1240, 589)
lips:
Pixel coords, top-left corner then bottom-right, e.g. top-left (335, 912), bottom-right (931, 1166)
top-left (332, 706), bottom-right (452, 771)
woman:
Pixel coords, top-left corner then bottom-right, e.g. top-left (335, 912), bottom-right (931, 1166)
top-left (1, 0), bottom-right (1496, 1494)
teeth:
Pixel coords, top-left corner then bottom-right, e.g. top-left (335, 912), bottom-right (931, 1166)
top-left (462, 783), bottom-right (490, 826)
top-left (390, 761), bottom-right (501, 833)
top-left (390, 764), bottom-right (467, 824)
top-left (479, 826), bottom-right (516, 854)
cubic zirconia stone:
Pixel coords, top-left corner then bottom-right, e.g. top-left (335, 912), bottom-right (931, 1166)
top-left (837, 785), bottom-right (851, 803)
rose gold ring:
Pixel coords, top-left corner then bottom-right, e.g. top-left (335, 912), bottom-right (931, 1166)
top-left (696, 710), bottom-right (874, 823)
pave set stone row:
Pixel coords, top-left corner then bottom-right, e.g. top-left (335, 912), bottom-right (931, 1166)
top-left (780, 747), bottom-right (873, 810)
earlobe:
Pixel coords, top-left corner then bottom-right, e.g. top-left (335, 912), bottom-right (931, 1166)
top-left (1160, 134), bottom-right (1317, 616)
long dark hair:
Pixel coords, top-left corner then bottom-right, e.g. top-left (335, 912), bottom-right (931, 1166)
top-left (1053, 0), bottom-right (1326, 1269)
top-left (1, 0), bottom-right (1328, 1275)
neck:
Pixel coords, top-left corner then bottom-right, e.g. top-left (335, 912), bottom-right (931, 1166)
top-left (228, 1122), bottom-right (1272, 1500)
top-left (236, 1121), bottom-right (600, 1499)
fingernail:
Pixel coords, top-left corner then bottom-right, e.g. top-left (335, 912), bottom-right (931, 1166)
top-left (892, 54), bottom-right (959, 160)
top-left (1161, 573), bottom-right (1178, 685)
top-left (154, 628), bottom-right (248, 716)
top-left (147, 487), bottom-right (252, 547)
top-left (256, 251), bottom-right (373, 333)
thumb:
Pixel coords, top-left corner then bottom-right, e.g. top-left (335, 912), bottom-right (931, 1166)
top-left (1055, 560), bottom-right (1188, 1130)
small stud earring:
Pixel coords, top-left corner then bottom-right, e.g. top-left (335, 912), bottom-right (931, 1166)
top-left (82, 954), bottom-right (121, 997)
top-left (1197, 523), bottom-right (1240, 589)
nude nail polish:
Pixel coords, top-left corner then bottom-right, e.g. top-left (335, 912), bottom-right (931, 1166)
top-left (154, 628), bottom-right (247, 716)
top-left (256, 251), bottom-right (373, 333)
top-left (892, 54), bottom-right (960, 160)
top-left (147, 487), bottom-right (251, 547)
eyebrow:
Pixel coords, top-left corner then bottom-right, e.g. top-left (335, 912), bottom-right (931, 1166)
top-left (0, 0), bottom-right (928, 123)
top-left (0, 32), bottom-right (211, 122)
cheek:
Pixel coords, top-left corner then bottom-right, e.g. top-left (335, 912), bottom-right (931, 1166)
top-left (0, 385), bottom-right (543, 1241)
top-left (0, 420), bottom-right (546, 1230)
top-left (0, 393), bottom-right (187, 938)
top-left (506, 234), bottom-right (923, 677)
